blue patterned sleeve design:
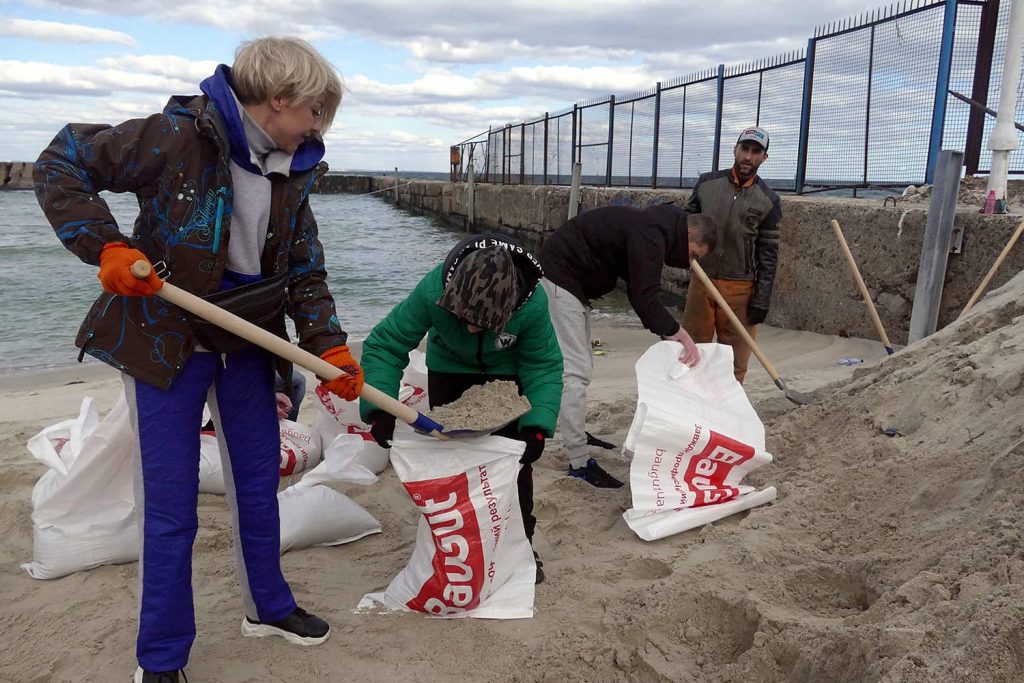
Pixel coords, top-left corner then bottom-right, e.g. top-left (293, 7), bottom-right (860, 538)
top-left (34, 114), bottom-right (180, 265)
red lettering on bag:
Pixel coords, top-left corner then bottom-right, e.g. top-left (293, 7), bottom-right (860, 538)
top-left (315, 385), bottom-right (338, 416)
top-left (345, 425), bottom-right (375, 442)
top-left (403, 473), bottom-right (486, 615)
top-left (280, 445), bottom-right (297, 476)
top-left (682, 430), bottom-right (754, 506)
top-left (401, 383), bottom-right (427, 407)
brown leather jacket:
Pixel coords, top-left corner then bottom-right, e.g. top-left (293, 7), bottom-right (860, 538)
top-left (34, 93), bottom-right (347, 389)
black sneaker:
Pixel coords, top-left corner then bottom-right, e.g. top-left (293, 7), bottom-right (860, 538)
top-left (568, 458), bottom-right (625, 489)
top-left (241, 606), bottom-right (331, 646)
top-left (134, 668), bottom-right (187, 683)
top-left (533, 551), bottom-right (545, 585)
top-left (585, 431), bottom-right (616, 450)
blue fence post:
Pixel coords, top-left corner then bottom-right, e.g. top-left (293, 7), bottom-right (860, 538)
top-left (520, 122), bottom-right (526, 185)
top-left (926, 0), bottom-right (959, 185)
top-left (571, 105), bottom-right (578, 167)
top-left (606, 95), bottom-right (616, 186)
top-left (712, 64), bottom-right (725, 172)
top-left (795, 39), bottom-right (816, 194)
top-left (543, 113), bottom-right (549, 185)
top-left (652, 82), bottom-right (662, 188)
top-left (485, 126), bottom-right (492, 182)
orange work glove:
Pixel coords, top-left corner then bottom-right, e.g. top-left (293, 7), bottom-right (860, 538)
top-left (97, 242), bottom-right (163, 296)
top-left (319, 345), bottom-right (364, 401)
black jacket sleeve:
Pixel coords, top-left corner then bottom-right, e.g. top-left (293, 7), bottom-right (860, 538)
top-left (625, 225), bottom-right (681, 337)
top-left (751, 194), bottom-right (782, 311)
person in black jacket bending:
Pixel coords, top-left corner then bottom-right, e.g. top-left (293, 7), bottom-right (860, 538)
top-left (538, 204), bottom-right (716, 488)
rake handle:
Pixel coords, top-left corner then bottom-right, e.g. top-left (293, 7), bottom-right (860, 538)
top-left (830, 219), bottom-right (895, 354)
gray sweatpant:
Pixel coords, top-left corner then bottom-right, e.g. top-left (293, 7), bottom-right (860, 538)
top-left (541, 278), bottom-right (593, 469)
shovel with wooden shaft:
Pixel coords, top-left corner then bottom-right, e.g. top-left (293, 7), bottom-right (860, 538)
top-left (830, 219), bottom-right (895, 354)
top-left (689, 261), bottom-right (814, 406)
top-left (130, 260), bottom-right (448, 439)
top-left (957, 217), bottom-right (1024, 320)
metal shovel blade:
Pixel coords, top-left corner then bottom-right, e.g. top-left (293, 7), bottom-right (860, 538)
top-left (776, 378), bottom-right (815, 406)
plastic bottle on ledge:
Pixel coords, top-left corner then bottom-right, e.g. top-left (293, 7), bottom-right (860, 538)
top-left (982, 190), bottom-right (996, 215)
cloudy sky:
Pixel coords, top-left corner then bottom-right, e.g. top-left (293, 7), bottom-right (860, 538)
top-left (1, 0), bottom-right (882, 172)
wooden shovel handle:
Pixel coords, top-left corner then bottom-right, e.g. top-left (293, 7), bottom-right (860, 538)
top-left (958, 217), bottom-right (1024, 319)
top-left (830, 219), bottom-right (895, 353)
top-left (130, 261), bottom-right (425, 430)
top-left (689, 261), bottom-right (781, 382)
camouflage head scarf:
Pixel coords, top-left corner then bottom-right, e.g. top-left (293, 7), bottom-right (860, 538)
top-left (437, 247), bottom-right (519, 331)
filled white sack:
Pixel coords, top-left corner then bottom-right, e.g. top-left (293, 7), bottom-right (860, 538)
top-left (24, 396), bottom-right (378, 579)
top-left (358, 434), bottom-right (535, 619)
top-left (622, 342), bottom-right (777, 541)
top-left (309, 386), bottom-right (389, 474)
top-left (278, 483), bottom-right (381, 553)
top-left (22, 395), bottom-right (137, 579)
top-left (297, 433), bottom-right (379, 488)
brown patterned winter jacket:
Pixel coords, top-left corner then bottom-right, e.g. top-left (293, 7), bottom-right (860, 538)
top-left (33, 93), bottom-right (346, 389)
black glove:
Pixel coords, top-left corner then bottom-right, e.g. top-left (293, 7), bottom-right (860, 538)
top-left (368, 411), bottom-right (396, 449)
top-left (747, 306), bottom-right (769, 326)
top-left (519, 427), bottom-right (545, 464)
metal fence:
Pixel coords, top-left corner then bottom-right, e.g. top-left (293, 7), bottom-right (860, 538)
top-left (450, 0), bottom-right (1023, 191)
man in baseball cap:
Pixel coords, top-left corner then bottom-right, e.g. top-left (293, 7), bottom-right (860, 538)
top-left (681, 125), bottom-right (781, 383)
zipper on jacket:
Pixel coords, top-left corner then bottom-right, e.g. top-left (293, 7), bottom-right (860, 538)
top-left (715, 189), bottom-right (740, 276)
top-left (78, 331), bottom-right (94, 363)
top-left (212, 188), bottom-right (227, 254)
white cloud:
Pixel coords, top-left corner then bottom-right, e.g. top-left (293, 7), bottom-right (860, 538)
top-left (0, 60), bottom-right (198, 98)
top-left (29, 0), bottom-right (905, 64)
top-left (343, 64), bottom-right (661, 111)
top-left (406, 39), bottom-right (637, 65)
top-left (2, 0), bottom-right (942, 171)
top-left (0, 16), bottom-right (136, 45)
top-left (96, 55), bottom-right (221, 83)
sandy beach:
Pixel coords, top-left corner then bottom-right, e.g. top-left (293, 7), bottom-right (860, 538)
top-left (2, 271), bottom-right (1023, 682)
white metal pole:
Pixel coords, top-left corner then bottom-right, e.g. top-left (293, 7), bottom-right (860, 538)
top-left (985, 0), bottom-right (1024, 210)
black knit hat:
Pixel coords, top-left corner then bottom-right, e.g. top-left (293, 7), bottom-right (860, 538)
top-left (437, 247), bottom-right (519, 330)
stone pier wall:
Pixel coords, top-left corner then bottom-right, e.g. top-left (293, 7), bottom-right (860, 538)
top-left (319, 174), bottom-right (1024, 345)
top-left (1, 162), bottom-right (33, 190)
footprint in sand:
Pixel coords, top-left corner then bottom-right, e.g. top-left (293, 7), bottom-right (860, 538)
top-left (625, 557), bottom-right (673, 580)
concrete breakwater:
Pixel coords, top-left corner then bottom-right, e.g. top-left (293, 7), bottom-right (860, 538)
top-left (1, 162), bottom-right (33, 190)
top-left (318, 174), bottom-right (1024, 346)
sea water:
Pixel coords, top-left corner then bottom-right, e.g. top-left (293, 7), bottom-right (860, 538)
top-left (0, 189), bottom-right (643, 377)
top-left (0, 191), bottom-right (463, 376)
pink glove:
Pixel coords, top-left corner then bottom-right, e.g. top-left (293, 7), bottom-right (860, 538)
top-left (664, 328), bottom-right (700, 367)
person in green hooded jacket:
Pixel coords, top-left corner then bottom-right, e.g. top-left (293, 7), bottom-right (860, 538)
top-left (359, 233), bottom-right (563, 583)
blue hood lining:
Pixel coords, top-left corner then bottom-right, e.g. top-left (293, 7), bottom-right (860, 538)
top-left (199, 64), bottom-right (326, 175)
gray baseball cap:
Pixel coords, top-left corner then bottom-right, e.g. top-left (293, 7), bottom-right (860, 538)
top-left (737, 126), bottom-right (769, 151)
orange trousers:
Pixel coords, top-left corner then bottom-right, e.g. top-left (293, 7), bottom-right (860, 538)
top-left (681, 277), bottom-right (756, 383)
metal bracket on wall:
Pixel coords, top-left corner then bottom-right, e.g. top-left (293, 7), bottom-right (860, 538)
top-left (950, 221), bottom-right (964, 254)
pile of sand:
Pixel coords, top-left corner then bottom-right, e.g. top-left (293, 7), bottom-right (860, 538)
top-left (577, 269), bottom-right (1024, 682)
